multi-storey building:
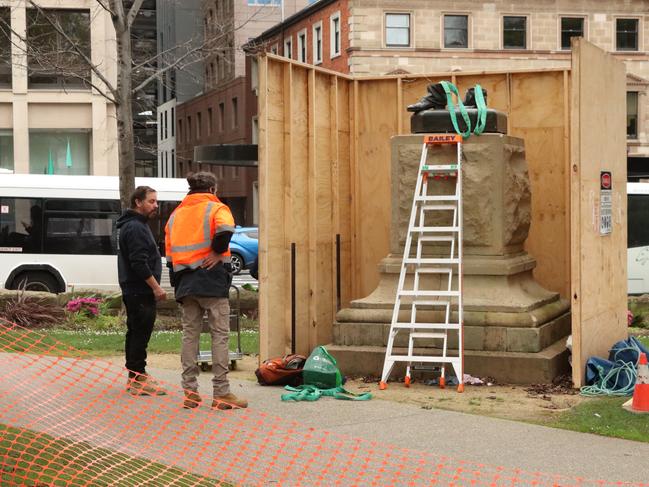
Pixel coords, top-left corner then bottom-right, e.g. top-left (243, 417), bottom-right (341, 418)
top-left (0, 1), bottom-right (117, 175)
top-left (129, 0), bottom-right (159, 177)
top-left (246, 0), bottom-right (649, 167)
top-left (156, 0), bottom-right (203, 179)
top-left (175, 0), bottom-right (311, 225)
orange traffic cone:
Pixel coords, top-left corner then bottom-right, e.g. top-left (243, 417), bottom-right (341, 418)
top-left (631, 352), bottom-right (649, 413)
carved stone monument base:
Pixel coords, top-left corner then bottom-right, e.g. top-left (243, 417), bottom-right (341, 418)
top-left (330, 134), bottom-right (571, 383)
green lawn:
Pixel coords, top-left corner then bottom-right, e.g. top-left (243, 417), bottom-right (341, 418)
top-left (548, 396), bottom-right (649, 442)
top-left (0, 423), bottom-right (226, 486)
top-left (0, 329), bottom-right (259, 357)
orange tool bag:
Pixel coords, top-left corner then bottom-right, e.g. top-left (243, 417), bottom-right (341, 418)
top-left (255, 354), bottom-right (307, 387)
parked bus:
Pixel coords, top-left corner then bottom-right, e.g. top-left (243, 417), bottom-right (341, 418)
top-left (628, 182), bottom-right (649, 294)
top-left (0, 174), bottom-right (188, 293)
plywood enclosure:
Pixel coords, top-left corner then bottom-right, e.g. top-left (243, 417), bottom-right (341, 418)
top-left (570, 39), bottom-right (628, 387)
top-left (258, 54), bottom-right (573, 360)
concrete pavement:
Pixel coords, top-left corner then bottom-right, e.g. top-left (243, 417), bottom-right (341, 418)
top-left (0, 352), bottom-right (647, 486)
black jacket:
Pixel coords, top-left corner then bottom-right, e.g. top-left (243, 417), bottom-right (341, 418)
top-left (116, 210), bottom-right (162, 296)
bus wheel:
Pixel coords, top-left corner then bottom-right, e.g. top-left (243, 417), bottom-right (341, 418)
top-left (12, 272), bottom-right (60, 294)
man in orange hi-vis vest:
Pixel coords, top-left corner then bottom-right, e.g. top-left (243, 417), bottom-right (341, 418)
top-left (165, 172), bottom-right (248, 410)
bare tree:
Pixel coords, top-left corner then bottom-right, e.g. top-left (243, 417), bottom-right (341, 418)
top-left (0, 0), bottom-right (250, 208)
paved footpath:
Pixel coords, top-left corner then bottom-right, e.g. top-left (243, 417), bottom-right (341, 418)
top-left (1, 353), bottom-right (648, 486)
top-left (156, 365), bottom-right (649, 484)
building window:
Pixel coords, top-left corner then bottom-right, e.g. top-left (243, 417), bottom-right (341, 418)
top-left (171, 107), bottom-right (175, 137)
top-left (627, 92), bottom-right (638, 139)
top-left (252, 117), bottom-right (259, 145)
top-left (171, 149), bottom-right (175, 178)
top-left (616, 18), bottom-right (639, 51)
top-left (187, 116), bottom-right (192, 142)
top-left (313, 23), bottom-right (323, 64)
top-left (26, 9), bottom-right (91, 88)
top-left (247, 0), bottom-right (280, 4)
top-left (0, 8), bottom-right (11, 87)
top-left (178, 119), bottom-right (183, 142)
top-left (444, 14), bottom-right (469, 49)
top-left (219, 102), bottom-right (225, 132)
top-left (284, 37), bottom-right (292, 59)
top-left (29, 130), bottom-right (91, 175)
top-left (207, 107), bottom-right (213, 136)
top-left (232, 97), bottom-right (239, 129)
top-left (385, 13), bottom-right (410, 47)
top-left (503, 16), bottom-right (527, 50)
top-left (331, 12), bottom-right (341, 57)
top-left (164, 111), bottom-right (168, 140)
top-left (196, 112), bottom-right (202, 140)
top-left (560, 17), bottom-right (584, 50)
top-left (297, 30), bottom-right (307, 62)
top-left (159, 112), bottom-right (164, 141)
top-left (0, 130), bottom-right (13, 171)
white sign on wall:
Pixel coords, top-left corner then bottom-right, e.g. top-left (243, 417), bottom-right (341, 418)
top-left (600, 171), bottom-right (612, 235)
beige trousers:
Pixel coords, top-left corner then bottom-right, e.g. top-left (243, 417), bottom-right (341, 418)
top-left (180, 296), bottom-right (230, 397)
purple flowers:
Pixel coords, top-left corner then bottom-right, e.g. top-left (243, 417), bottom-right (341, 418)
top-left (66, 297), bottom-right (102, 317)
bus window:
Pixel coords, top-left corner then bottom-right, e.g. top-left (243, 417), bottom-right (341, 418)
top-left (0, 198), bottom-right (44, 253)
top-left (628, 194), bottom-right (649, 248)
top-left (43, 199), bottom-right (120, 255)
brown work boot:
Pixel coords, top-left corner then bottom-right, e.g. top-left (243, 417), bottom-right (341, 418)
top-left (183, 391), bottom-right (202, 409)
top-left (212, 393), bottom-right (248, 410)
top-left (127, 375), bottom-right (167, 396)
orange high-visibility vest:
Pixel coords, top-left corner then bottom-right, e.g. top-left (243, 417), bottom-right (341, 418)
top-left (165, 193), bottom-right (235, 272)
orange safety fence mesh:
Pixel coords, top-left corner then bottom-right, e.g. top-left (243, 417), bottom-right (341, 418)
top-left (0, 317), bottom-right (646, 487)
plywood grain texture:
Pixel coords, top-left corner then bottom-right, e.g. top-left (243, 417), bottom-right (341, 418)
top-left (570, 39), bottom-right (628, 387)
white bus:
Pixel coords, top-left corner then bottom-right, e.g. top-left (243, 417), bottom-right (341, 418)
top-left (0, 174), bottom-right (188, 293)
top-left (628, 182), bottom-right (649, 294)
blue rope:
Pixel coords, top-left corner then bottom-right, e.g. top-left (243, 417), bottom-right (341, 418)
top-left (579, 345), bottom-right (641, 396)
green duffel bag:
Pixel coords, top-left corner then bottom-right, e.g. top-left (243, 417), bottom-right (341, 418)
top-left (301, 346), bottom-right (343, 389)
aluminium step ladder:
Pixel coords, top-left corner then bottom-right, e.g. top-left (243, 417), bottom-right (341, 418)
top-left (379, 134), bottom-right (465, 393)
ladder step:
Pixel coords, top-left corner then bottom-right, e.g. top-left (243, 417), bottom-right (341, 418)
top-left (393, 323), bottom-right (461, 330)
top-left (420, 204), bottom-right (456, 211)
top-left (403, 258), bottom-right (459, 264)
top-left (415, 267), bottom-right (453, 274)
top-left (410, 226), bottom-right (459, 233)
top-left (399, 290), bottom-right (460, 297)
top-left (409, 332), bottom-right (447, 339)
top-left (422, 164), bottom-right (457, 171)
top-left (418, 236), bottom-right (455, 242)
top-left (388, 356), bottom-right (459, 364)
top-left (416, 195), bottom-right (459, 202)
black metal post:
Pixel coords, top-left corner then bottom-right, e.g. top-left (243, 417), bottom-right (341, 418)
top-left (291, 242), bottom-right (296, 354)
top-left (336, 234), bottom-right (341, 311)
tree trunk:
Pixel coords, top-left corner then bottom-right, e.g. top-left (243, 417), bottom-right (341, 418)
top-left (112, 2), bottom-right (136, 209)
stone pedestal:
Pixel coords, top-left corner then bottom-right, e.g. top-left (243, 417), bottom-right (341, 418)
top-left (331, 134), bottom-right (570, 383)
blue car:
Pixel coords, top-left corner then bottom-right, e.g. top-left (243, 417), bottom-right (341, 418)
top-left (229, 226), bottom-right (258, 275)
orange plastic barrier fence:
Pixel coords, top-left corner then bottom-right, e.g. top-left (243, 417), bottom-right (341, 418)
top-left (0, 318), bottom-right (646, 487)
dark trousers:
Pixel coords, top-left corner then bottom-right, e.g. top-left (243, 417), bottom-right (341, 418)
top-left (123, 293), bottom-right (157, 377)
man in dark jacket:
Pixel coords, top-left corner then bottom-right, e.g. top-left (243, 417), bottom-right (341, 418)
top-left (116, 186), bottom-right (167, 396)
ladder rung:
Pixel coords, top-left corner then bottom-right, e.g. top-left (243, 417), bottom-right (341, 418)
top-left (421, 204), bottom-right (456, 211)
top-left (418, 236), bottom-right (455, 242)
top-left (422, 165), bottom-right (457, 171)
top-left (403, 258), bottom-right (459, 264)
top-left (409, 332), bottom-right (447, 339)
top-left (410, 226), bottom-right (459, 233)
top-left (416, 195), bottom-right (459, 202)
top-left (393, 323), bottom-right (461, 330)
top-left (399, 290), bottom-right (460, 297)
top-left (388, 356), bottom-right (459, 364)
top-left (415, 267), bottom-right (452, 274)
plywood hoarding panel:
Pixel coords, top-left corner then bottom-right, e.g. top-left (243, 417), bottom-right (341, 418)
top-left (570, 39), bottom-right (627, 387)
